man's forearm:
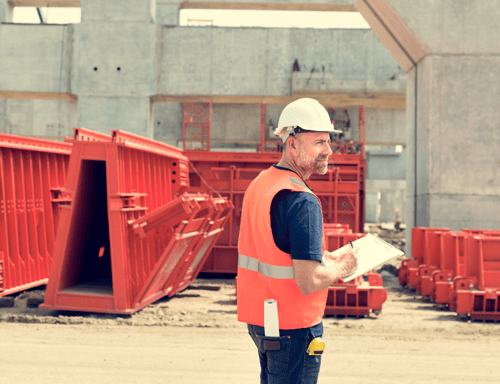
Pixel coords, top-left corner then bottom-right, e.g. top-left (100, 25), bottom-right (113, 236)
top-left (293, 260), bottom-right (346, 296)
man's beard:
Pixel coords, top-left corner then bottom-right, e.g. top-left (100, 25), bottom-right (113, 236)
top-left (314, 158), bottom-right (329, 174)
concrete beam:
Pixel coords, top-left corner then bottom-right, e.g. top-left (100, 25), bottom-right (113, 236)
top-left (158, 27), bottom-right (404, 103)
top-left (0, 91), bottom-right (77, 100)
top-left (178, 1), bottom-right (356, 11)
top-left (151, 93), bottom-right (404, 109)
top-left (355, 0), bottom-right (428, 72)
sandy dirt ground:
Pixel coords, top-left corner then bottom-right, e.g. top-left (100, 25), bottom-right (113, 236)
top-left (1, 226), bottom-right (500, 383)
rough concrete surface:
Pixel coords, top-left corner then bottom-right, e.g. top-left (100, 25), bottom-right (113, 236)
top-left (1, 226), bottom-right (500, 383)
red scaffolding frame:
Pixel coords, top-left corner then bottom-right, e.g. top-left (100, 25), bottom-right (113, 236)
top-left (183, 102), bottom-right (212, 151)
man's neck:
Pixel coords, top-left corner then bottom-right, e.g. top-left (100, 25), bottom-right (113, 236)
top-left (276, 157), bottom-right (309, 181)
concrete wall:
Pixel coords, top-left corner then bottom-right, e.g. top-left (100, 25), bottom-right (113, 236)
top-left (0, 22), bottom-right (404, 139)
top-left (152, 102), bottom-right (184, 146)
top-left (364, 190), bottom-right (380, 223)
top-left (365, 108), bottom-right (405, 144)
top-left (0, 98), bottom-right (77, 138)
top-left (366, 146), bottom-right (405, 179)
top-left (366, 179), bottom-right (406, 223)
top-left (0, 24), bottom-right (73, 93)
top-left (81, 0), bottom-right (155, 23)
top-left (159, 27), bottom-right (404, 96)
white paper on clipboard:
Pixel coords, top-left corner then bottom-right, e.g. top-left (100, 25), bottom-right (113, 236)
top-left (324, 234), bottom-right (404, 282)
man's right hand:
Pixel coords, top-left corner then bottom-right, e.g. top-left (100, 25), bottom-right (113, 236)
top-left (337, 246), bottom-right (359, 278)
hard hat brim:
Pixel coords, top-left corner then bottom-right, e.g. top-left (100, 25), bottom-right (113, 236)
top-left (274, 125), bottom-right (343, 136)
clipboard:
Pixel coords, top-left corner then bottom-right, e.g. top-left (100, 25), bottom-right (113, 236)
top-left (324, 233), bottom-right (404, 282)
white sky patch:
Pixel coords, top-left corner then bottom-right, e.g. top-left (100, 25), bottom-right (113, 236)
top-left (180, 10), bottom-right (370, 29)
top-left (12, 7), bottom-right (369, 29)
top-left (13, 7), bottom-right (81, 24)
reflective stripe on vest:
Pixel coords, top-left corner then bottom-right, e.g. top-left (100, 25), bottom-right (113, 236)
top-left (290, 176), bottom-right (308, 189)
top-left (238, 254), bottom-right (295, 280)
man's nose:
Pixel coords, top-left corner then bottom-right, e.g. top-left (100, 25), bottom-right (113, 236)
top-left (324, 143), bottom-right (333, 156)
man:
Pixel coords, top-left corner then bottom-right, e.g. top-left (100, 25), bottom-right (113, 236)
top-left (237, 98), bottom-right (359, 383)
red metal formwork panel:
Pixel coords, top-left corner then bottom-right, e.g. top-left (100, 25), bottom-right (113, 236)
top-left (170, 198), bottom-right (233, 295)
top-left (323, 231), bottom-right (388, 318)
top-left (0, 133), bottom-right (71, 296)
top-left (461, 228), bottom-right (487, 236)
top-left (130, 194), bottom-right (216, 308)
top-left (460, 292), bottom-right (500, 322)
top-left (455, 287), bottom-right (500, 322)
top-left (310, 162), bottom-right (363, 233)
top-left (324, 273), bottom-right (386, 318)
top-left (418, 230), bottom-right (447, 297)
top-left (432, 232), bottom-right (465, 305)
top-left (324, 228), bottom-right (366, 254)
top-left (41, 129), bottom-right (227, 314)
top-left (324, 227), bottom-right (352, 252)
top-left (69, 127), bottom-right (113, 143)
top-left (451, 235), bottom-right (500, 320)
top-left (404, 227), bottom-right (450, 290)
top-left (464, 236), bottom-right (500, 291)
top-left (462, 228), bottom-right (500, 237)
top-left (185, 150), bottom-right (365, 275)
top-left (399, 227), bottom-right (424, 286)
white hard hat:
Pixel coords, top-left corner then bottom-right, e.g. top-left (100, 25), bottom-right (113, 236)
top-left (274, 98), bottom-right (342, 143)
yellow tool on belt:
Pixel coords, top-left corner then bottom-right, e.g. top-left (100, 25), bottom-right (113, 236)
top-left (306, 337), bottom-right (325, 355)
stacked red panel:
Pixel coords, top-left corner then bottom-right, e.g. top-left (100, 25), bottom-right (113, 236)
top-left (0, 133), bottom-right (71, 296)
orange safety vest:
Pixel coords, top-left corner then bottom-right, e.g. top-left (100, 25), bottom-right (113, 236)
top-left (237, 166), bottom-right (328, 329)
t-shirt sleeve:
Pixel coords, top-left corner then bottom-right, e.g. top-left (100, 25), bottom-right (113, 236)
top-left (270, 190), bottom-right (323, 262)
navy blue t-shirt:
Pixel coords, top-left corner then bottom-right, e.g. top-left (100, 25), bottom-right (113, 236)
top-left (269, 165), bottom-right (324, 337)
top-left (270, 166), bottom-right (323, 263)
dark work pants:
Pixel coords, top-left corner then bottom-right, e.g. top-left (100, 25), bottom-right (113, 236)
top-left (247, 324), bottom-right (322, 384)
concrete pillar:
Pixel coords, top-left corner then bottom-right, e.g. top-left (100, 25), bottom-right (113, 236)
top-left (0, 0), bottom-right (13, 23)
top-left (75, 0), bottom-right (156, 136)
top-left (378, 0), bottom-right (500, 253)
